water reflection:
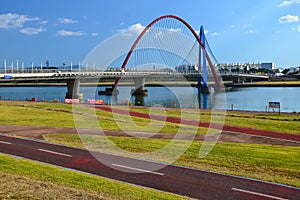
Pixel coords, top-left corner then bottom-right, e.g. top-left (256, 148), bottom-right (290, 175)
top-left (133, 95), bottom-right (145, 106)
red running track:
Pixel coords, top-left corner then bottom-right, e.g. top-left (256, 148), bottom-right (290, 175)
top-left (0, 134), bottom-right (299, 200)
top-left (96, 106), bottom-right (300, 142)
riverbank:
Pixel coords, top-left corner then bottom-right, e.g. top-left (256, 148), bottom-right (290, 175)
top-left (1, 101), bottom-right (300, 136)
top-left (224, 80), bottom-right (300, 87)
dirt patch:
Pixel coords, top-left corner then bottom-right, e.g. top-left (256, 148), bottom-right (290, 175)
top-left (0, 124), bottom-right (299, 146)
top-left (0, 124), bottom-right (77, 140)
top-left (0, 172), bottom-right (108, 200)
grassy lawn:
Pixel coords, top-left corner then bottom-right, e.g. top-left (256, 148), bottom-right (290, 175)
top-left (0, 153), bottom-right (186, 200)
top-left (0, 100), bottom-right (299, 197)
top-left (0, 101), bottom-right (208, 134)
top-left (43, 133), bottom-right (300, 188)
top-left (0, 101), bottom-right (76, 127)
top-left (251, 81), bottom-right (300, 85)
top-left (1, 101), bottom-right (300, 135)
top-left (119, 106), bottom-right (300, 134)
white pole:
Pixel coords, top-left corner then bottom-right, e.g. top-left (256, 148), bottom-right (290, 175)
top-left (70, 61), bottom-right (73, 71)
top-left (4, 59), bottom-right (6, 74)
top-left (16, 60), bottom-right (19, 72)
top-left (21, 61), bottom-right (24, 72)
top-left (78, 61), bottom-right (81, 71)
top-left (40, 62), bottom-right (42, 71)
top-left (31, 62), bottom-right (34, 73)
top-left (11, 61), bottom-right (13, 73)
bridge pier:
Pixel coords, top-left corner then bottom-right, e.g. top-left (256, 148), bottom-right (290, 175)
top-left (65, 79), bottom-right (83, 101)
top-left (131, 77), bottom-right (148, 95)
top-left (200, 86), bottom-right (210, 94)
top-left (232, 76), bottom-right (245, 84)
top-left (197, 76), bottom-right (210, 94)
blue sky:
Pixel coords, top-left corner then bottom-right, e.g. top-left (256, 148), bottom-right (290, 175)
top-left (0, 0), bottom-right (299, 68)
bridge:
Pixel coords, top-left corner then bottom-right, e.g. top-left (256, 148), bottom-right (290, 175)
top-left (0, 69), bottom-right (268, 99)
top-left (0, 15), bottom-right (269, 103)
top-left (221, 73), bottom-right (269, 83)
top-left (0, 69), bottom-right (198, 97)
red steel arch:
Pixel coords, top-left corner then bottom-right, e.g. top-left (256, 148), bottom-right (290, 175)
top-left (113, 15), bottom-right (221, 88)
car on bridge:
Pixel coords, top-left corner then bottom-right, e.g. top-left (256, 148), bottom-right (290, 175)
top-left (3, 75), bottom-right (13, 79)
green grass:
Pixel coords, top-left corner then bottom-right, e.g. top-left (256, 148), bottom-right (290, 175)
top-left (124, 106), bottom-right (300, 134)
top-left (252, 81), bottom-right (300, 85)
top-left (0, 101), bottom-right (299, 193)
top-left (43, 133), bottom-right (300, 188)
top-left (0, 101), bottom-right (208, 134)
top-left (1, 101), bottom-right (300, 135)
top-left (0, 102), bottom-right (76, 127)
top-left (0, 153), bottom-right (187, 199)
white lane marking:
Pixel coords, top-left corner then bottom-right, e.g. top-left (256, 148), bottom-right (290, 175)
top-left (112, 163), bottom-right (164, 176)
top-left (0, 141), bottom-right (11, 145)
top-left (38, 148), bottom-right (72, 158)
top-left (232, 187), bottom-right (288, 200)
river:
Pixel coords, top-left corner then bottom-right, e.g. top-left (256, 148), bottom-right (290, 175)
top-left (0, 86), bottom-right (299, 113)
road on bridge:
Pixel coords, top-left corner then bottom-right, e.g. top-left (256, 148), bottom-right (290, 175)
top-left (0, 134), bottom-right (299, 200)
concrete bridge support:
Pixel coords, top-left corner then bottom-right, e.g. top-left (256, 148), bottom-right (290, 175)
top-left (232, 76), bottom-right (246, 84)
top-left (131, 77), bottom-right (148, 95)
top-left (65, 79), bottom-right (83, 101)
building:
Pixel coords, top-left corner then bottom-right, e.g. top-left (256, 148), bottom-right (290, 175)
top-left (261, 62), bottom-right (274, 70)
top-left (216, 62), bottom-right (275, 72)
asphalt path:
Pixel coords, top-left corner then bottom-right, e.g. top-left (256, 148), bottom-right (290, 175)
top-left (0, 134), bottom-right (299, 200)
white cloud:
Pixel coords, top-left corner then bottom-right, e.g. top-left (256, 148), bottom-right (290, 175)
top-left (58, 17), bottom-right (78, 24)
top-left (154, 31), bottom-right (164, 38)
top-left (246, 29), bottom-right (258, 34)
top-left (118, 23), bottom-right (145, 36)
top-left (37, 20), bottom-right (48, 25)
top-left (20, 27), bottom-right (46, 35)
top-left (280, 1), bottom-right (294, 7)
top-left (57, 29), bottom-right (85, 36)
top-left (243, 23), bottom-right (253, 28)
top-left (168, 28), bottom-right (181, 33)
top-left (91, 32), bottom-right (99, 36)
top-left (195, 29), bottom-right (208, 36)
top-left (0, 13), bottom-right (40, 29)
top-left (152, 28), bottom-right (183, 39)
top-left (212, 32), bottom-right (220, 36)
top-left (279, 14), bottom-right (299, 23)
top-left (279, 0), bottom-right (300, 7)
top-left (298, 26), bottom-right (300, 32)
